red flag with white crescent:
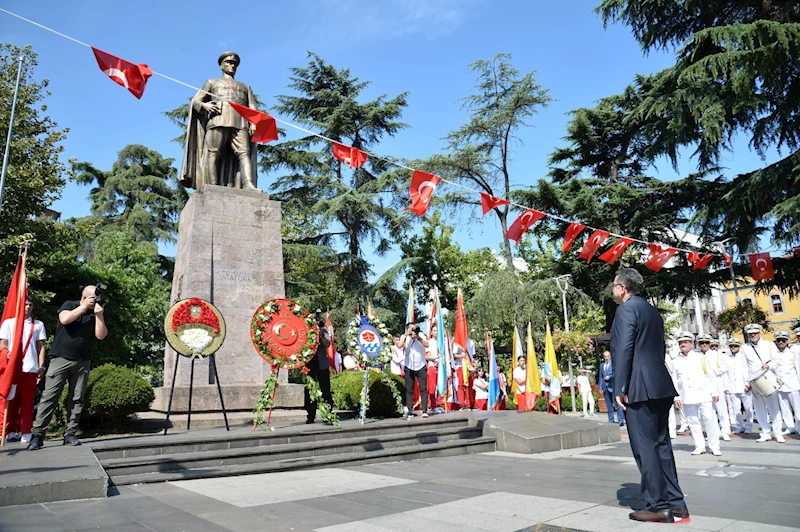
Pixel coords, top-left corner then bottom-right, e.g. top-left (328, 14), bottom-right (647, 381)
top-left (0, 252), bottom-right (28, 400)
top-left (723, 253), bottom-right (731, 268)
top-left (749, 252), bottom-right (774, 281)
top-left (598, 237), bottom-right (633, 265)
top-left (692, 253), bottom-right (716, 271)
top-left (91, 47), bottom-right (152, 99)
top-left (687, 252), bottom-right (700, 264)
top-left (480, 192), bottom-right (510, 215)
top-left (332, 143), bottom-right (368, 169)
top-left (644, 244), bottom-right (677, 272)
top-left (562, 223), bottom-right (586, 253)
top-left (229, 103), bottom-right (279, 144)
top-left (505, 209), bottom-right (546, 245)
top-left (406, 171), bottom-right (441, 216)
top-left (578, 230), bottom-right (609, 264)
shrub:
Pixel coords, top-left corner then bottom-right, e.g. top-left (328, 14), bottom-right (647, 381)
top-left (531, 391), bottom-right (598, 413)
top-left (331, 370), bottom-right (405, 417)
top-left (52, 363), bottom-right (155, 434)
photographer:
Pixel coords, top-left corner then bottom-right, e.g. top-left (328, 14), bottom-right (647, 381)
top-left (401, 322), bottom-right (430, 419)
top-left (27, 286), bottom-right (107, 450)
top-left (304, 310), bottom-right (334, 424)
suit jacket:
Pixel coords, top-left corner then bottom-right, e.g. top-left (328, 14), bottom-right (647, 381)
top-left (610, 295), bottom-right (677, 404)
top-left (599, 360), bottom-right (614, 393)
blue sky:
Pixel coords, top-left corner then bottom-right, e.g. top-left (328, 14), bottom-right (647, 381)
top-left (2, 0), bottom-right (777, 278)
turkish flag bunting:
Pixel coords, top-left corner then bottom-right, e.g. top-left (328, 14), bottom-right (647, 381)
top-left (562, 223), bottom-right (587, 253)
top-left (0, 253), bottom-right (27, 400)
top-left (749, 252), bottom-right (774, 281)
top-left (332, 142), bottom-right (368, 169)
top-left (687, 252), bottom-right (700, 264)
top-left (405, 170), bottom-right (441, 216)
top-left (229, 103), bottom-right (279, 144)
top-left (91, 47), bottom-right (152, 99)
top-left (598, 237), bottom-right (633, 265)
top-left (644, 244), bottom-right (677, 272)
top-left (480, 192), bottom-right (510, 215)
top-left (505, 209), bottom-right (546, 245)
top-left (723, 253), bottom-right (731, 267)
top-left (692, 253), bottom-right (716, 271)
top-left (578, 230), bottom-right (610, 264)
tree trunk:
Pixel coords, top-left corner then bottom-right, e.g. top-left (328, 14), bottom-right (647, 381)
top-left (498, 212), bottom-right (516, 275)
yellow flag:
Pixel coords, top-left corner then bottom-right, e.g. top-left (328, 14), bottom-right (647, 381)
top-left (526, 322), bottom-right (542, 396)
top-left (544, 321), bottom-right (561, 381)
top-left (511, 326), bottom-right (520, 396)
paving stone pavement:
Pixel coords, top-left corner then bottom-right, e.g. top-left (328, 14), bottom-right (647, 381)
top-left (0, 431), bottom-right (798, 531)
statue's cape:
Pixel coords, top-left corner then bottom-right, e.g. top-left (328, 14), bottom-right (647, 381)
top-left (179, 98), bottom-right (258, 190)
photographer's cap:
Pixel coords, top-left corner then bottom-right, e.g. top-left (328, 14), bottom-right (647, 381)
top-left (744, 324), bottom-right (763, 334)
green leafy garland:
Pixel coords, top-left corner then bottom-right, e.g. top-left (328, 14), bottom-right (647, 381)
top-left (304, 373), bottom-right (340, 426)
top-left (253, 370), bottom-right (279, 430)
top-left (378, 372), bottom-right (405, 415)
top-left (346, 315), bottom-right (392, 367)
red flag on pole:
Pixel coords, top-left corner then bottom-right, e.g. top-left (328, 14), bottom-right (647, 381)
top-left (405, 171), bottom-right (441, 216)
top-left (644, 244), bottom-right (677, 272)
top-left (325, 310), bottom-right (337, 373)
top-left (749, 252), bottom-right (774, 281)
top-left (562, 223), bottom-right (586, 253)
top-left (505, 209), bottom-right (546, 245)
top-left (332, 143), bottom-right (368, 169)
top-left (0, 252), bottom-right (28, 401)
top-left (453, 288), bottom-right (470, 384)
top-left (692, 253), bottom-right (716, 271)
top-left (598, 237), bottom-right (633, 265)
top-left (91, 47), bottom-right (152, 99)
top-left (578, 230), bottom-right (609, 264)
top-left (229, 103), bottom-right (279, 144)
top-left (480, 193), bottom-right (510, 215)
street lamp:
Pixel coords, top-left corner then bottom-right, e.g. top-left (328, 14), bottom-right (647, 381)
top-left (713, 238), bottom-right (741, 304)
top-left (554, 274), bottom-right (577, 413)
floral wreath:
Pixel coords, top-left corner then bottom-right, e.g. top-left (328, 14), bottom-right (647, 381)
top-left (250, 299), bottom-right (318, 369)
top-left (165, 298), bottom-right (226, 359)
top-left (346, 315), bottom-right (392, 367)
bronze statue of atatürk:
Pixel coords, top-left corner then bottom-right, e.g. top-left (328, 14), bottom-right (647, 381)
top-left (180, 52), bottom-right (260, 191)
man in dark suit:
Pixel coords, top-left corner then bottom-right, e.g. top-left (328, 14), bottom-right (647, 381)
top-left (610, 268), bottom-right (688, 524)
top-left (598, 350), bottom-right (625, 425)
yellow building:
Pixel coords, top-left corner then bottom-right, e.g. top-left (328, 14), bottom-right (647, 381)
top-left (721, 279), bottom-right (800, 342)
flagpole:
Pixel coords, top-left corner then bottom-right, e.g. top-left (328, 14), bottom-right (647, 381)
top-left (0, 54), bottom-right (25, 212)
top-left (555, 275), bottom-right (577, 414)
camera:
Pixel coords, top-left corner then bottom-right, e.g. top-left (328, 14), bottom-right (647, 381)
top-left (409, 325), bottom-right (421, 335)
top-left (94, 283), bottom-right (107, 303)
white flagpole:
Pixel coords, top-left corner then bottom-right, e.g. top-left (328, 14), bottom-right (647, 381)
top-left (0, 54), bottom-right (25, 211)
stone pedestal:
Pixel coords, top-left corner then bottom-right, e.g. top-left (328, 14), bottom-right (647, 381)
top-left (157, 185), bottom-right (302, 411)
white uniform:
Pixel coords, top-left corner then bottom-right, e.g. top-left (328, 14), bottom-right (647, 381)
top-left (577, 373), bottom-right (595, 416)
top-left (665, 352), bottom-right (688, 437)
top-left (671, 350), bottom-right (721, 453)
top-left (741, 340), bottom-right (783, 437)
top-left (724, 349), bottom-right (753, 432)
top-left (705, 350), bottom-right (732, 437)
top-left (774, 346), bottom-right (800, 434)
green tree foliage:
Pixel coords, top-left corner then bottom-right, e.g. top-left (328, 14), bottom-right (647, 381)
top-left (595, 0), bottom-right (800, 286)
top-left (72, 144), bottom-right (184, 244)
top-left (419, 53), bottom-right (552, 275)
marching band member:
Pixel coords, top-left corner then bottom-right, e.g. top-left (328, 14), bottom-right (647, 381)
top-left (724, 338), bottom-right (753, 434)
top-left (740, 324), bottom-right (784, 443)
top-left (773, 330), bottom-right (800, 435)
top-left (670, 332), bottom-right (721, 456)
top-left (698, 335), bottom-right (731, 441)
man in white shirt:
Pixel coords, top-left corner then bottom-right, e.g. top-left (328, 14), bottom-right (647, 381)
top-left (0, 296), bottom-right (47, 444)
top-left (512, 355), bottom-right (527, 408)
top-left (724, 338), bottom-right (753, 434)
top-left (699, 336), bottom-right (731, 441)
top-left (577, 368), bottom-right (596, 417)
top-left (740, 323), bottom-right (784, 443)
top-left (390, 336), bottom-right (405, 376)
top-left (773, 330), bottom-right (800, 435)
top-left (401, 322), bottom-right (429, 419)
top-left (670, 331), bottom-right (721, 456)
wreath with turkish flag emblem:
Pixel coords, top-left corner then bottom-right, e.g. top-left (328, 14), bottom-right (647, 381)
top-left (346, 315), bottom-right (392, 367)
top-left (250, 298), bottom-right (319, 370)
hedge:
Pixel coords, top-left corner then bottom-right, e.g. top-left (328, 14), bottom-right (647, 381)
top-left (331, 370), bottom-right (405, 417)
top-left (52, 363), bottom-right (155, 434)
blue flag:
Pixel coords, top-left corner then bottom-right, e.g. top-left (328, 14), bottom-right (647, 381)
top-left (435, 290), bottom-right (448, 396)
top-left (488, 336), bottom-right (500, 410)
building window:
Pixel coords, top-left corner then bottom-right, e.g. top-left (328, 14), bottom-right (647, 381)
top-left (770, 294), bottom-right (784, 314)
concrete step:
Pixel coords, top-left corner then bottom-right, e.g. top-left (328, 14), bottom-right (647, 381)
top-left (91, 416), bottom-right (470, 460)
top-left (109, 436), bottom-right (496, 486)
top-left (101, 426), bottom-right (484, 477)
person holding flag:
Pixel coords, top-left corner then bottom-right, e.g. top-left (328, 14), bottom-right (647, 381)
top-left (487, 332), bottom-right (503, 410)
top-left (512, 326), bottom-right (527, 408)
top-left (542, 322), bottom-right (561, 414)
top-left (524, 322), bottom-right (542, 411)
top-left (0, 295), bottom-right (47, 444)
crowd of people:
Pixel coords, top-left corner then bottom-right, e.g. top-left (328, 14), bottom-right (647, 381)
top-left (666, 325), bottom-right (800, 455)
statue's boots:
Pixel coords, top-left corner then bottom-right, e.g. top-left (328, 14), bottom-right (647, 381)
top-left (242, 179), bottom-right (261, 192)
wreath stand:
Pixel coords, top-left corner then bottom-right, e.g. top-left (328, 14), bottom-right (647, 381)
top-left (163, 352), bottom-right (229, 435)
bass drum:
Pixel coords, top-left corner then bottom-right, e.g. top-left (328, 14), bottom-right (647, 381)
top-left (749, 368), bottom-right (782, 397)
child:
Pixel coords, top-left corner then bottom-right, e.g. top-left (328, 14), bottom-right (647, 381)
top-left (473, 367), bottom-right (489, 410)
top-left (577, 368), bottom-right (596, 417)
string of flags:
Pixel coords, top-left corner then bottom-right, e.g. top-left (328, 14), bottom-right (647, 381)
top-left (2, 7), bottom-right (794, 281)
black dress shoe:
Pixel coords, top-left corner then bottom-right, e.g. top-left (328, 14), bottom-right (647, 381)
top-left (672, 507), bottom-right (690, 520)
top-left (305, 419), bottom-right (315, 424)
top-left (629, 509), bottom-right (674, 523)
top-left (63, 434), bottom-right (81, 446)
top-left (26, 434), bottom-right (44, 451)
